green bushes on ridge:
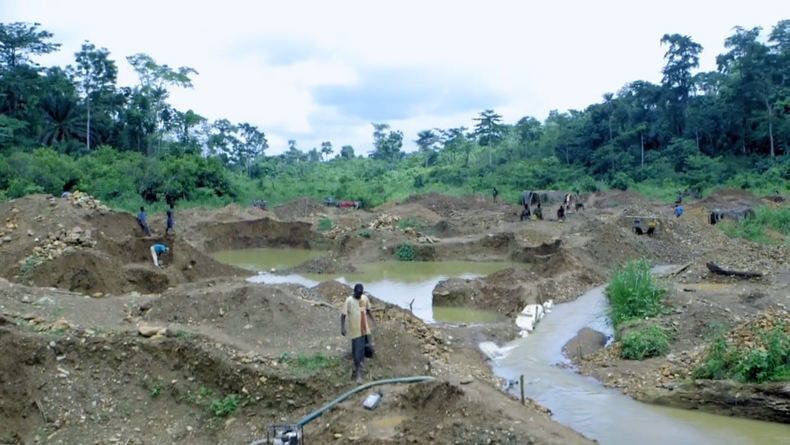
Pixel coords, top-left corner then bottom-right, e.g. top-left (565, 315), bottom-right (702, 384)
top-left (693, 322), bottom-right (790, 383)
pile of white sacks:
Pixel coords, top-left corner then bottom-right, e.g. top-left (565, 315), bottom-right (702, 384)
top-left (478, 299), bottom-right (555, 360)
top-left (516, 299), bottom-right (555, 336)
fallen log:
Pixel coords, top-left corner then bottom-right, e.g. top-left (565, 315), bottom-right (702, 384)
top-left (706, 262), bottom-right (763, 279)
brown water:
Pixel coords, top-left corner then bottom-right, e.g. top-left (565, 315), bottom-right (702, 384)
top-left (213, 248), bottom-right (509, 324)
top-left (493, 281), bottom-right (790, 444)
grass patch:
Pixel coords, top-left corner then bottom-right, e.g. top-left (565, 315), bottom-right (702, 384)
top-left (278, 352), bottom-right (342, 375)
top-left (693, 323), bottom-right (790, 383)
top-left (604, 258), bottom-right (670, 360)
top-left (395, 242), bottom-right (415, 261)
top-left (358, 229), bottom-right (372, 238)
top-left (619, 323), bottom-right (673, 360)
top-left (719, 206), bottom-right (790, 244)
top-left (317, 218), bottom-right (334, 231)
top-left (397, 218), bottom-right (421, 230)
top-left (20, 256), bottom-right (44, 275)
top-left (605, 258), bottom-right (668, 328)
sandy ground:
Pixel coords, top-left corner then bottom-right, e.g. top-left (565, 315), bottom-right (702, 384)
top-left (0, 187), bottom-right (787, 443)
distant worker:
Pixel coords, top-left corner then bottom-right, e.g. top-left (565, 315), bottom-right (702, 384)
top-left (137, 206), bottom-right (151, 237)
top-left (533, 202), bottom-right (543, 220)
top-left (557, 205), bottom-right (565, 221)
top-left (775, 190), bottom-right (782, 203)
top-left (675, 204), bottom-right (683, 218)
top-left (61, 191), bottom-right (71, 198)
top-left (520, 204), bottom-right (531, 221)
top-left (492, 187), bottom-right (499, 203)
top-left (166, 203), bottom-right (175, 235)
top-left (675, 191), bottom-right (683, 205)
top-left (341, 283), bottom-right (376, 384)
top-left (150, 243), bottom-right (168, 268)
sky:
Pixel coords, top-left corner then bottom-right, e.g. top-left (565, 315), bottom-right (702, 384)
top-left (5, 0), bottom-right (787, 155)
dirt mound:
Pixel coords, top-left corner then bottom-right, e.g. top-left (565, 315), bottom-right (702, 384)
top-left (432, 268), bottom-right (536, 317)
top-left (700, 188), bottom-right (760, 207)
top-left (273, 197), bottom-right (326, 219)
top-left (0, 326), bottom-right (348, 445)
top-left (196, 217), bottom-right (315, 252)
top-left (277, 255), bottom-right (357, 275)
top-left (510, 238), bottom-right (562, 263)
top-left (401, 193), bottom-right (499, 218)
top-left (0, 194), bottom-right (244, 295)
top-left (26, 234), bottom-right (243, 295)
top-left (309, 379), bottom-right (596, 444)
top-left (310, 281), bottom-right (451, 363)
top-left (591, 190), bottom-right (645, 208)
top-left (144, 282), bottom-right (433, 373)
top-left (563, 327), bottom-right (608, 359)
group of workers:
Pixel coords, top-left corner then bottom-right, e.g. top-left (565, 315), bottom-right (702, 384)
top-left (136, 204), bottom-right (175, 268)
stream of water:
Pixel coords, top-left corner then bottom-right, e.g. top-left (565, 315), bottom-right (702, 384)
top-left (216, 249), bottom-right (790, 444)
top-left (493, 280), bottom-right (790, 444)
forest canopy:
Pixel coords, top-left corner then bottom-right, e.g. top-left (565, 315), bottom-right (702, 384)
top-left (0, 20), bottom-right (788, 210)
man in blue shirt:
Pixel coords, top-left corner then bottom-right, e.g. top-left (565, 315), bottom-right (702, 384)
top-left (675, 204), bottom-right (683, 218)
top-left (137, 207), bottom-right (151, 237)
top-left (166, 204), bottom-right (175, 235)
top-left (150, 243), bottom-right (168, 268)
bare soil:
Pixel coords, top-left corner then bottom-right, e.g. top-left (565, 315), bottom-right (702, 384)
top-left (2, 187), bottom-right (789, 442)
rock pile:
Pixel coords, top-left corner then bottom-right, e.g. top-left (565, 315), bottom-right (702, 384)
top-left (63, 191), bottom-right (110, 212)
top-left (368, 213), bottom-right (401, 231)
top-left (26, 225), bottom-right (96, 262)
top-left (0, 207), bottom-right (19, 244)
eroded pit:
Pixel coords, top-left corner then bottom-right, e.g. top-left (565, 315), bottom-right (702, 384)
top-left (213, 248), bottom-right (519, 324)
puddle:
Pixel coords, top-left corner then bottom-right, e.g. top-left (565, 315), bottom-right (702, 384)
top-left (214, 249), bottom-right (514, 324)
top-left (491, 268), bottom-right (790, 444)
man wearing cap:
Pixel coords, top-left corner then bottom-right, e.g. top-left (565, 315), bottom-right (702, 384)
top-left (341, 283), bottom-right (376, 383)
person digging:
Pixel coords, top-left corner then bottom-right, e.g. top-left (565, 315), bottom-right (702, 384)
top-left (341, 283), bottom-right (376, 384)
top-left (150, 243), bottom-right (169, 268)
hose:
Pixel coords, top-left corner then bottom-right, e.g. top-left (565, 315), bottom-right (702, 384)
top-left (247, 376), bottom-right (436, 445)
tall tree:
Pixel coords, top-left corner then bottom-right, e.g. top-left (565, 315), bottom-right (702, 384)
top-left (473, 110), bottom-right (504, 166)
top-left (70, 41), bottom-right (118, 151)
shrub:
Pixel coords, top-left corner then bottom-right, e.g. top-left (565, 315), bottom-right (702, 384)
top-left (619, 324), bottom-right (673, 360)
top-left (395, 242), bottom-right (415, 261)
top-left (605, 258), bottom-right (668, 331)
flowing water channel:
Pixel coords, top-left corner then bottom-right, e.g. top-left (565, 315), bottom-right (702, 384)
top-left (215, 249), bottom-right (790, 444)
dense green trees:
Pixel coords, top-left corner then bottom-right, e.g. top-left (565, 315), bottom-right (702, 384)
top-left (0, 21), bottom-right (788, 211)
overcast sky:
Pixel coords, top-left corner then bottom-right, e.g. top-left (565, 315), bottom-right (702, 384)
top-left (5, 1), bottom-right (786, 155)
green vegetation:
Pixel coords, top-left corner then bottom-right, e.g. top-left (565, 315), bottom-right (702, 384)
top-left (317, 218), bottom-right (333, 231)
top-left (397, 219), bottom-right (421, 230)
top-left (278, 352), bottom-right (342, 375)
top-left (619, 323), bottom-right (673, 360)
top-left (720, 206), bottom-right (790, 244)
top-left (395, 242), bottom-right (416, 261)
top-left (693, 323), bottom-right (790, 383)
top-left (358, 229), bottom-right (372, 238)
top-left (605, 259), bottom-right (672, 360)
top-left (1, 22), bottom-right (789, 213)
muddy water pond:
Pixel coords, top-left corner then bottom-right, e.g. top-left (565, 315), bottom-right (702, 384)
top-left (493, 283), bottom-right (790, 444)
top-left (213, 248), bottom-right (510, 324)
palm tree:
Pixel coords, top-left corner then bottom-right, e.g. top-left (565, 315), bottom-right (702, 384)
top-left (39, 95), bottom-right (87, 146)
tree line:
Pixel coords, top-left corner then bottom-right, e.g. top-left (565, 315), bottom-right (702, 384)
top-left (0, 20), bottom-right (788, 210)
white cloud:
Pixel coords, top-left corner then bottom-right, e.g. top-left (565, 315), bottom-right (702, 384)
top-left (5, 0), bottom-right (785, 154)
